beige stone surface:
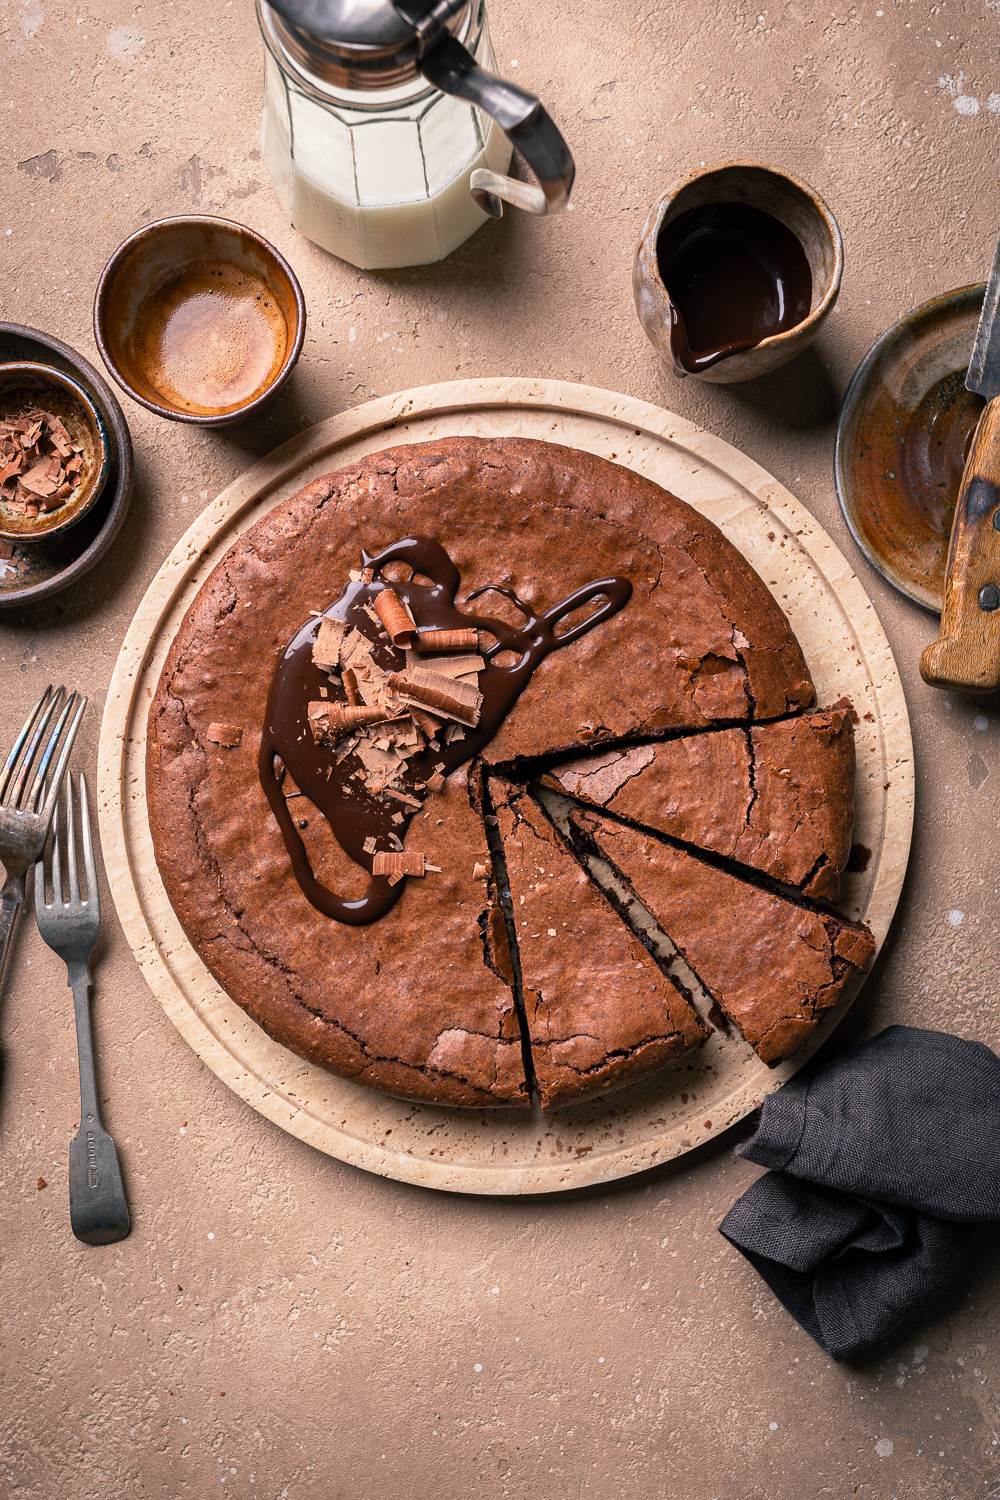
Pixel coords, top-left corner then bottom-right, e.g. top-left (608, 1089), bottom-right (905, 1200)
top-left (0, 1), bottom-right (997, 1496)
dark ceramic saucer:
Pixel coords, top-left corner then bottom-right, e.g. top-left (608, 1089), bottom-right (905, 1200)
top-left (835, 285), bottom-right (985, 614)
top-left (0, 323), bottom-right (133, 611)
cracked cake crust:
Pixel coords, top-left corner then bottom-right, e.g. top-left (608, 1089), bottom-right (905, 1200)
top-left (569, 809), bottom-right (875, 1066)
top-left (147, 436), bottom-right (816, 1107)
top-left (489, 780), bottom-right (707, 1107)
top-left (543, 704), bottom-right (856, 900)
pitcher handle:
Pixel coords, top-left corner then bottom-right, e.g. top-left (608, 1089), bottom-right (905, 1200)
top-left (395, 2), bottom-right (575, 217)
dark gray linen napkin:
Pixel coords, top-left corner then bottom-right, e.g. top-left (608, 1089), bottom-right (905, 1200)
top-left (719, 1025), bottom-right (1000, 1359)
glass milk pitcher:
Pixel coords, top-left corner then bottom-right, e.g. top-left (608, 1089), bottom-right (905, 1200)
top-left (257, 0), bottom-right (575, 270)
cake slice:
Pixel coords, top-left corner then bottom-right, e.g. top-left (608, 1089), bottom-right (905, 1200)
top-left (568, 808), bottom-right (875, 1066)
top-left (489, 779), bottom-right (706, 1107)
top-left (543, 705), bottom-right (856, 901)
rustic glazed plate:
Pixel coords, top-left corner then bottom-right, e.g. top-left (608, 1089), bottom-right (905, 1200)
top-left (835, 284), bottom-right (985, 614)
top-left (0, 324), bottom-right (134, 611)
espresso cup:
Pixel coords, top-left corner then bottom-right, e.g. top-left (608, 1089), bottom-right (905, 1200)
top-left (94, 216), bottom-right (306, 426)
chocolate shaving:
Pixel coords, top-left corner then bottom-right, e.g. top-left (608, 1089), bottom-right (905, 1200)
top-left (409, 707), bottom-right (444, 741)
top-left (404, 650), bottom-right (484, 680)
top-left (206, 722), bottom-right (243, 748)
top-left (373, 849), bottom-right (425, 881)
top-left (20, 457), bottom-right (62, 497)
top-left (388, 666), bottom-right (483, 727)
top-left (312, 616), bottom-right (347, 671)
top-left (0, 402), bottom-right (85, 518)
top-left (373, 588), bottom-right (417, 646)
top-left (47, 414), bottom-right (74, 457)
top-left (383, 787), bottom-right (423, 808)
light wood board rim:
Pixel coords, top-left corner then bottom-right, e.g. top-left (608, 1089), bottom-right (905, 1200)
top-left (98, 378), bottom-right (914, 1195)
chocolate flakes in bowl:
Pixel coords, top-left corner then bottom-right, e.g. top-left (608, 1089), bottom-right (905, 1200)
top-left (0, 363), bottom-right (109, 541)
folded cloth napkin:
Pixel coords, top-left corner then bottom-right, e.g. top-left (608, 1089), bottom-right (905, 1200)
top-left (719, 1025), bottom-right (1000, 1359)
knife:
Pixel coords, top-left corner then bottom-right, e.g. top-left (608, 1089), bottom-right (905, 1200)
top-left (921, 237), bottom-right (1000, 691)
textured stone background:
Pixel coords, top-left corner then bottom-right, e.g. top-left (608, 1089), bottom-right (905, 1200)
top-left (1, 1), bottom-right (999, 1496)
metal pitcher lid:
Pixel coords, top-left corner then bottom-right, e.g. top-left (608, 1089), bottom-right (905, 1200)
top-left (263, 0), bottom-right (470, 88)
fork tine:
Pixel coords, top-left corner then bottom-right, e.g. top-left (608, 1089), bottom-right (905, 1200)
top-left (51, 793), bottom-right (62, 904)
top-left (0, 685), bottom-right (53, 801)
top-left (65, 774), bottom-right (80, 904)
top-left (25, 690), bottom-right (76, 813)
top-left (33, 833), bottom-right (48, 910)
top-left (38, 693), bottom-right (87, 823)
top-left (3, 687), bottom-right (62, 810)
top-left (79, 772), bottom-right (97, 907)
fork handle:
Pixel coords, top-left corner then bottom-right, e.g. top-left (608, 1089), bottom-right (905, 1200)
top-left (67, 962), bottom-right (130, 1245)
top-left (0, 873), bottom-right (25, 997)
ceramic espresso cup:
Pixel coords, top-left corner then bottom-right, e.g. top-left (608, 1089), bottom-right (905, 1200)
top-left (94, 216), bottom-right (305, 426)
top-left (633, 162), bottom-right (844, 384)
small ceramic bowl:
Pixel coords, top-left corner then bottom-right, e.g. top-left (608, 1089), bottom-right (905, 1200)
top-left (93, 215), bottom-right (306, 427)
top-left (835, 284), bottom-right (985, 614)
top-left (0, 361), bottom-right (111, 543)
top-left (0, 324), bottom-right (133, 611)
top-left (633, 161), bottom-right (844, 384)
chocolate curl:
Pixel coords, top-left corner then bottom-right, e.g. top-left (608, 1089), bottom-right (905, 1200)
top-left (410, 706), bottom-right (444, 742)
top-left (342, 667), bottom-right (361, 706)
top-left (373, 588), bottom-right (417, 646)
top-left (388, 667), bottom-right (483, 727)
top-left (307, 701), bottom-right (386, 745)
top-left (414, 627), bottom-right (481, 654)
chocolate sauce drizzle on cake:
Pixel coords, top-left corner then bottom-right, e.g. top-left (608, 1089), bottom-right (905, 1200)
top-left (259, 537), bottom-right (632, 926)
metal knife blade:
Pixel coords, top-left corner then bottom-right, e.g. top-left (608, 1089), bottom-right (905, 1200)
top-left (967, 234), bottom-right (1000, 400)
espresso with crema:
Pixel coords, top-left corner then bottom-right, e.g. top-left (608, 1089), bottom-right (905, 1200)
top-left (129, 261), bottom-right (289, 415)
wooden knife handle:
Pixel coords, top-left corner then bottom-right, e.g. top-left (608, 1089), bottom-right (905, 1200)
top-left (921, 395), bottom-right (1000, 692)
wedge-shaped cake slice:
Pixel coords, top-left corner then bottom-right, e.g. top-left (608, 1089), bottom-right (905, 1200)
top-left (489, 780), bottom-right (706, 1107)
top-left (544, 705), bottom-right (856, 901)
top-left (569, 808), bottom-right (875, 1066)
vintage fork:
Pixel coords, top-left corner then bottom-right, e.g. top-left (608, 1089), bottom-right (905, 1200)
top-left (0, 686), bottom-right (87, 995)
top-left (34, 774), bottom-right (130, 1245)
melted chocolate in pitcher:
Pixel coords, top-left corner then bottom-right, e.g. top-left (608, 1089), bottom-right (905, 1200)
top-left (259, 537), bottom-right (632, 926)
top-left (656, 203), bottom-right (813, 375)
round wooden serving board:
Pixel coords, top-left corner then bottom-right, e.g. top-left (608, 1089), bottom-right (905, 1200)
top-left (99, 379), bottom-right (914, 1195)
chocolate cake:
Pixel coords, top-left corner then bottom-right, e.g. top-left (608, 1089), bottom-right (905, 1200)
top-left (147, 434), bottom-right (866, 1110)
top-left (488, 779), bottom-right (707, 1106)
top-left (568, 808), bottom-right (876, 1065)
top-left (542, 705), bottom-right (856, 900)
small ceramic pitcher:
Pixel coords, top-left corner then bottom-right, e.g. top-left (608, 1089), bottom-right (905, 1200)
top-left (633, 162), bottom-right (844, 384)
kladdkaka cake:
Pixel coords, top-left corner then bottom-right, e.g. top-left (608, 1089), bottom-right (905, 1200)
top-left (147, 435), bottom-right (865, 1109)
